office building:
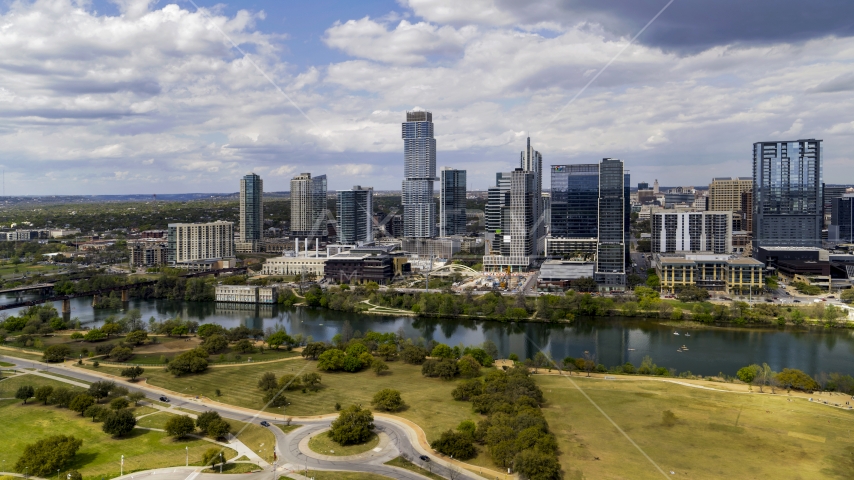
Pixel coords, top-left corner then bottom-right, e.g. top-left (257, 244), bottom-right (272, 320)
top-left (753, 139), bottom-right (823, 251)
top-left (290, 172), bottom-right (328, 239)
top-left (128, 240), bottom-right (167, 267)
top-left (824, 184), bottom-right (852, 228)
top-left (215, 285), bottom-right (277, 304)
top-left (261, 256), bottom-right (327, 277)
top-left (167, 221), bottom-right (234, 265)
top-left (521, 137), bottom-right (545, 246)
top-left (664, 187), bottom-right (695, 208)
top-left (402, 111), bottom-right (436, 238)
top-left (655, 254), bottom-right (764, 294)
top-left (337, 186), bottom-right (374, 245)
top-left (830, 194), bottom-right (854, 243)
top-left (651, 211), bottom-right (733, 254)
top-left (440, 168), bottom-right (467, 237)
top-left (594, 158), bottom-right (628, 290)
top-left (551, 164), bottom-right (599, 238)
top-left (238, 173), bottom-right (263, 253)
top-left (638, 182), bottom-right (650, 191)
top-left (483, 169), bottom-right (537, 271)
top-left (485, 172), bottom-right (512, 237)
top-left (708, 177), bottom-right (752, 213)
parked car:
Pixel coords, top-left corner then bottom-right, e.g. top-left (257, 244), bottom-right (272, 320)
top-left (159, 396), bottom-right (170, 403)
top-left (260, 421), bottom-right (270, 427)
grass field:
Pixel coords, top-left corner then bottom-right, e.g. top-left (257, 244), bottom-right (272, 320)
top-left (308, 432), bottom-right (379, 456)
top-left (384, 456), bottom-right (443, 480)
top-left (0, 399), bottom-right (238, 480)
top-left (1, 349), bottom-right (48, 362)
top-left (0, 361), bottom-right (15, 367)
top-left (276, 424), bottom-right (301, 434)
top-left (536, 374), bottom-right (854, 480)
top-left (0, 373), bottom-right (86, 398)
top-left (202, 463), bottom-right (261, 474)
top-left (135, 411), bottom-right (179, 429)
top-left (82, 359), bottom-right (481, 443)
top-left (226, 419), bottom-right (278, 464)
top-left (282, 471), bottom-right (392, 480)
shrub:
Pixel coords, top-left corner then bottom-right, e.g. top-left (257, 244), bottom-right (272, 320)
top-left (775, 368), bottom-right (819, 392)
top-left (109, 346), bottom-right (134, 362)
top-left (109, 397), bottom-right (129, 410)
top-left (457, 355), bottom-right (481, 378)
top-left (400, 345), bottom-right (428, 365)
top-left (42, 344), bottom-right (71, 363)
top-left (165, 415), bottom-right (196, 438)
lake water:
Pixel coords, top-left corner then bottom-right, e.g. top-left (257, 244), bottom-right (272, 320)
top-left (4, 294), bottom-right (854, 377)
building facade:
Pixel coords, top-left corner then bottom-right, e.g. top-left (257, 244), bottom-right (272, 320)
top-left (167, 221), bottom-right (234, 264)
top-left (337, 186), bottom-right (374, 245)
top-left (128, 241), bottom-right (167, 267)
top-left (824, 184), bottom-right (852, 228)
top-left (830, 194), bottom-right (854, 243)
top-left (521, 137), bottom-right (544, 246)
top-left (550, 164), bottom-right (599, 239)
top-left (656, 255), bottom-right (764, 294)
top-left (651, 211), bottom-right (733, 254)
top-left (238, 173), bottom-right (263, 253)
top-left (440, 167), bottom-right (467, 237)
top-left (290, 173), bottom-right (328, 239)
top-left (261, 256), bottom-right (327, 277)
top-left (753, 139), bottom-right (823, 251)
top-left (215, 285), bottom-right (277, 304)
top-left (402, 111), bottom-right (436, 238)
top-left (708, 177), bottom-right (752, 213)
top-left (595, 158), bottom-right (629, 290)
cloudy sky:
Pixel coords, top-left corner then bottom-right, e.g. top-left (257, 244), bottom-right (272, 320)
top-left (2, 0), bottom-right (854, 195)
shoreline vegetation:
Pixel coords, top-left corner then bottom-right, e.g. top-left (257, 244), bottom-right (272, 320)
top-left (280, 283), bottom-right (854, 331)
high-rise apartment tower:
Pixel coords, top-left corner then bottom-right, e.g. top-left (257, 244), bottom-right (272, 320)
top-left (402, 111), bottom-right (437, 238)
top-left (337, 186), bottom-right (374, 245)
top-left (595, 158), bottom-right (629, 291)
top-left (752, 139), bottom-right (822, 250)
top-left (238, 173), bottom-right (263, 253)
top-left (440, 167), bottom-right (467, 237)
top-left (290, 173), bottom-right (328, 239)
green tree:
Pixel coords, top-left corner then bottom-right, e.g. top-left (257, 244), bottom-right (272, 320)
top-left (841, 289), bottom-right (854, 304)
top-left (109, 346), bottom-right (134, 362)
top-left (206, 418), bottom-right (231, 440)
top-left (165, 415), bottom-right (196, 438)
top-left (645, 274), bottom-right (661, 289)
top-left (42, 344), bottom-right (71, 363)
top-left (34, 385), bottom-right (54, 405)
top-left (431, 343), bottom-right (454, 359)
top-left (121, 366), bottom-right (145, 381)
top-left (737, 364), bottom-right (760, 384)
top-left (84, 329), bottom-right (106, 342)
top-left (377, 343), bottom-right (398, 361)
top-left (202, 447), bottom-right (222, 467)
top-left (301, 342), bottom-right (328, 360)
top-left (371, 389), bottom-right (404, 412)
top-left (257, 372), bottom-right (278, 392)
top-left (201, 334), bottom-right (229, 354)
top-left (328, 405), bottom-right (374, 445)
top-left (430, 430), bottom-right (476, 460)
top-left (172, 325), bottom-right (189, 337)
top-left (110, 397), bottom-right (129, 410)
top-left (15, 385), bottom-right (34, 404)
top-left (233, 338), bottom-right (255, 353)
top-left (128, 392), bottom-right (146, 406)
top-left (14, 435), bottom-right (83, 477)
top-left (196, 411), bottom-right (223, 433)
top-left (84, 405), bottom-right (108, 422)
top-left (102, 409), bottom-right (136, 437)
top-left (514, 448), bottom-right (562, 480)
top-left (266, 330), bottom-right (292, 350)
top-left (69, 394), bottom-right (95, 415)
top-left (317, 348), bottom-right (347, 371)
top-left (457, 355), bottom-right (482, 378)
top-left (88, 381), bottom-right (115, 403)
top-left (301, 372), bottom-right (323, 391)
top-left (125, 330), bottom-right (148, 345)
top-left (371, 358), bottom-right (389, 375)
top-left (400, 345), bottom-right (428, 365)
top-left (166, 348), bottom-right (209, 376)
top-left (775, 368), bottom-right (820, 392)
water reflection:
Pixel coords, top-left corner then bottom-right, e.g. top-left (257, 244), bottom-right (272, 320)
top-left (3, 294), bottom-right (854, 377)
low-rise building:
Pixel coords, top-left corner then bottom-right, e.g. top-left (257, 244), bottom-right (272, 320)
top-left (128, 240), bottom-right (168, 267)
top-left (538, 260), bottom-right (595, 288)
top-left (173, 258), bottom-right (236, 272)
top-left (544, 237), bottom-right (598, 259)
top-left (324, 248), bottom-right (403, 284)
top-left (215, 285), bottom-right (277, 304)
top-left (655, 254), bottom-right (764, 294)
top-left (261, 256), bottom-right (327, 277)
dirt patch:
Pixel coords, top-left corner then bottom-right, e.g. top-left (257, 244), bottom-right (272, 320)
top-left (135, 336), bottom-right (201, 354)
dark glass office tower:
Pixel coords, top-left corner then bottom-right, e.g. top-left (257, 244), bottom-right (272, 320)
top-left (753, 139), bottom-right (822, 250)
top-left (440, 168), bottom-right (467, 237)
top-left (239, 173), bottom-right (263, 252)
top-left (830, 195), bottom-right (854, 243)
top-left (595, 158), bottom-right (627, 291)
top-left (550, 164), bottom-right (599, 238)
top-left (337, 186), bottom-right (373, 245)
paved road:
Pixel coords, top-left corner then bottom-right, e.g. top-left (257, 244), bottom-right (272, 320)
top-left (2, 357), bottom-right (483, 480)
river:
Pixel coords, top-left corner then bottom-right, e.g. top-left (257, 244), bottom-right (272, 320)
top-left (4, 295), bottom-right (854, 377)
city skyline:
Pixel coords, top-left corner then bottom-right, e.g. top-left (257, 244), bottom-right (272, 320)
top-left (2, 1), bottom-right (854, 195)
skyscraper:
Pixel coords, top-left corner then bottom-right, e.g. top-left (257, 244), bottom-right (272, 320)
top-left (290, 172), bottom-right (328, 240)
top-left (337, 186), bottom-right (373, 245)
top-left (709, 177), bottom-right (752, 212)
top-left (402, 111), bottom-right (436, 238)
top-left (829, 194), bottom-right (854, 243)
top-left (440, 167), bottom-right (467, 237)
top-left (752, 139), bottom-right (822, 250)
top-left (550, 164), bottom-right (599, 239)
top-left (595, 158), bottom-right (628, 291)
top-left (521, 137), bottom-right (544, 251)
top-left (238, 173), bottom-right (263, 253)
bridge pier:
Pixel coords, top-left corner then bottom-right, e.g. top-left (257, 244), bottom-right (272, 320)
top-left (62, 298), bottom-right (71, 314)
top-left (92, 294), bottom-right (99, 307)
top-left (121, 290), bottom-right (129, 302)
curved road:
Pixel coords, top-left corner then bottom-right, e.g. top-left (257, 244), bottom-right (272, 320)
top-left (2, 357), bottom-right (483, 480)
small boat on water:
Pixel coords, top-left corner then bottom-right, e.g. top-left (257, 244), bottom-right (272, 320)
top-left (685, 333), bottom-right (691, 337)
top-left (677, 349), bottom-right (682, 352)
top-left (628, 348), bottom-right (636, 351)
top-left (674, 332), bottom-right (680, 335)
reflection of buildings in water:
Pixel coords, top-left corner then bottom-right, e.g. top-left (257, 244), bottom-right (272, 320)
top-left (214, 302), bottom-right (277, 327)
top-left (595, 327), bottom-right (629, 369)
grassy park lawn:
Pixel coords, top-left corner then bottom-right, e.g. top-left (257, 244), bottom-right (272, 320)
top-left (283, 471), bottom-right (392, 480)
top-left (0, 349), bottom-right (48, 362)
top-left (276, 424), bottom-right (301, 434)
top-left (0, 361), bottom-right (15, 367)
top-left (308, 431), bottom-right (379, 456)
top-left (536, 375), bottom-right (854, 480)
top-left (226, 419), bottom-right (278, 464)
top-left (82, 360), bottom-right (481, 443)
top-left (0, 399), bottom-right (237, 480)
top-left (202, 463), bottom-right (261, 474)
top-left (0, 262), bottom-right (61, 277)
top-left (0, 373), bottom-right (86, 398)
top-left (135, 411), bottom-right (179, 429)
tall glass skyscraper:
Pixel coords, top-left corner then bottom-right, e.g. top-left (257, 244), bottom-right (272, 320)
top-left (402, 111), bottom-right (437, 238)
top-left (595, 158), bottom-right (629, 291)
top-left (753, 139), bottom-right (822, 249)
top-left (239, 173), bottom-right (263, 252)
top-left (550, 164), bottom-right (599, 238)
top-left (521, 137), bottom-right (544, 249)
top-left (290, 172), bottom-right (328, 239)
top-left (440, 167), bottom-right (467, 237)
top-left (337, 186), bottom-right (373, 245)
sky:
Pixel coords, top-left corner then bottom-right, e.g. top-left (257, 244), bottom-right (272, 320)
top-left (2, 0), bottom-right (854, 195)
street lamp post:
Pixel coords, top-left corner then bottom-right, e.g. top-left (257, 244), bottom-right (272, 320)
top-left (186, 446), bottom-right (188, 467)
top-left (219, 453), bottom-right (223, 474)
top-left (120, 455), bottom-right (124, 476)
